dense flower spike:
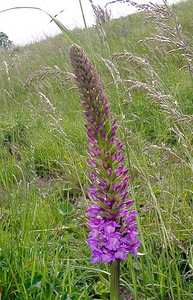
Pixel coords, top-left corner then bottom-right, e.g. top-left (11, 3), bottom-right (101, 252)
top-left (69, 44), bottom-right (140, 264)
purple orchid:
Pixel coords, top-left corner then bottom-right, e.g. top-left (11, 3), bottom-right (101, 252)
top-left (69, 44), bottom-right (140, 264)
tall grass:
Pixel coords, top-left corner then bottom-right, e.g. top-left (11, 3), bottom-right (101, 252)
top-left (0, 0), bottom-right (193, 299)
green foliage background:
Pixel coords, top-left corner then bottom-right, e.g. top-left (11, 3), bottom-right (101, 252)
top-left (0, 0), bottom-right (192, 299)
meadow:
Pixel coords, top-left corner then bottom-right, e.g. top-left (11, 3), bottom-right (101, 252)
top-left (0, 0), bottom-right (193, 299)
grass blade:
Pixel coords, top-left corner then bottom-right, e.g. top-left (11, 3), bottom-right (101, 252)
top-left (0, 6), bottom-right (79, 44)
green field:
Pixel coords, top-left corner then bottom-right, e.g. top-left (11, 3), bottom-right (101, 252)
top-left (0, 0), bottom-right (193, 299)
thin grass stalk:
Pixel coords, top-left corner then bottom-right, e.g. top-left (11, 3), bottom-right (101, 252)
top-left (79, 0), bottom-right (96, 64)
top-left (163, 0), bottom-right (193, 80)
top-left (119, 108), bottom-right (157, 299)
top-left (0, 6), bottom-right (78, 44)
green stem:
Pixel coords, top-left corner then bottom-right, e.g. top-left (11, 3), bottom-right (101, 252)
top-left (110, 260), bottom-right (120, 300)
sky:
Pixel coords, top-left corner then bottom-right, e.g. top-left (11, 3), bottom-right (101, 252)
top-left (0, 0), bottom-right (181, 46)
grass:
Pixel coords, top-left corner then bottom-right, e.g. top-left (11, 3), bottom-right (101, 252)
top-left (0, 0), bottom-right (193, 299)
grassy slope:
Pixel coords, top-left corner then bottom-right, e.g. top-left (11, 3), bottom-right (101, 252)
top-left (0, 0), bottom-right (193, 299)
